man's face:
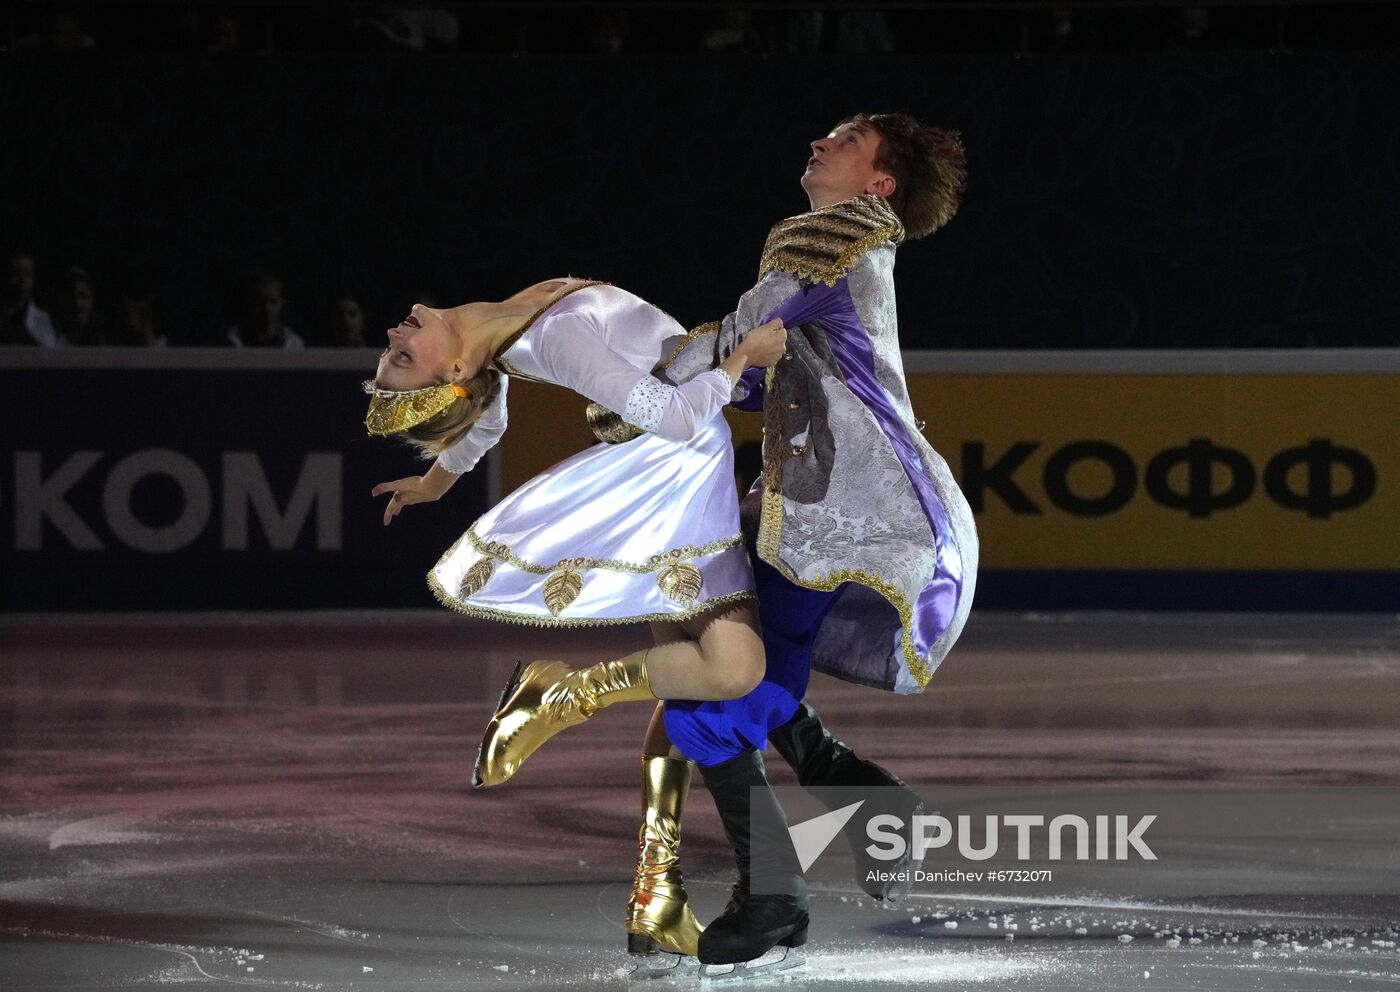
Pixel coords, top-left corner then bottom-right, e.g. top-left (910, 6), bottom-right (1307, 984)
top-left (800, 121), bottom-right (894, 208)
top-left (70, 279), bottom-right (94, 319)
top-left (337, 297), bottom-right (366, 337)
top-left (245, 280), bottom-right (284, 332)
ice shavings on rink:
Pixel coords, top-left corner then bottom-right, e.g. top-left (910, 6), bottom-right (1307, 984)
top-left (789, 947), bottom-right (1061, 984)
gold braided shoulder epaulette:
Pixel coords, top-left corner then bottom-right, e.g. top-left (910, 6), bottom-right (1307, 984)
top-left (757, 194), bottom-right (905, 287)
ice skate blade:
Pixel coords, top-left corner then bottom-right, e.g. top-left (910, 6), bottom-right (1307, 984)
top-left (698, 947), bottom-right (804, 982)
top-left (882, 851), bottom-right (923, 905)
top-left (880, 800), bottom-right (926, 906)
top-left (472, 661), bottom-right (524, 789)
top-left (628, 951), bottom-right (700, 983)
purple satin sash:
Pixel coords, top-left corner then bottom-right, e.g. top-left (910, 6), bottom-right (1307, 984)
top-left (761, 280), bottom-right (964, 662)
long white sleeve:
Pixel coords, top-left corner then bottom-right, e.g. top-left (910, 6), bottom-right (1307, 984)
top-left (434, 375), bottom-right (509, 475)
top-left (531, 291), bottom-right (733, 442)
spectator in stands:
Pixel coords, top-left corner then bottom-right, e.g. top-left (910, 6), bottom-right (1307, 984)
top-left (114, 287), bottom-right (167, 347)
top-left (2, 251), bottom-right (60, 346)
top-left (53, 266), bottom-right (107, 345)
top-left (328, 294), bottom-right (368, 347)
top-left (226, 271), bottom-right (304, 348)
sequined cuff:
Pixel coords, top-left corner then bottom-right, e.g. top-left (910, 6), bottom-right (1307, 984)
top-left (622, 376), bottom-right (673, 434)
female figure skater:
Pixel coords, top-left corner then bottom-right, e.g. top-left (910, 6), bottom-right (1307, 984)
top-left (365, 277), bottom-right (786, 788)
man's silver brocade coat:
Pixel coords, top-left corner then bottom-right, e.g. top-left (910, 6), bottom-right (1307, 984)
top-left (663, 195), bottom-right (979, 693)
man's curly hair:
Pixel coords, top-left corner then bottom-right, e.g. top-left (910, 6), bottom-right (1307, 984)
top-left (839, 112), bottom-right (967, 240)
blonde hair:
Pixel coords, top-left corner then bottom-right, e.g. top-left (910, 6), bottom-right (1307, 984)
top-left (401, 366), bottom-right (503, 457)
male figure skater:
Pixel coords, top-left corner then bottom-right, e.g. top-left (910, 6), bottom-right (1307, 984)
top-left (625, 112), bottom-right (978, 975)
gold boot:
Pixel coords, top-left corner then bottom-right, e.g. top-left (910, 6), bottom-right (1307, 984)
top-left (626, 755), bottom-right (703, 957)
top-left (473, 650), bottom-right (653, 787)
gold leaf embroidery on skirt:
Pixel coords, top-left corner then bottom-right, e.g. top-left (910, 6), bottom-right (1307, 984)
top-left (656, 562), bottom-right (703, 606)
top-left (464, 528), bottom-right (741, 576)
top-left (543, 567), bottom-right (584, 616)
top-left (458, 557), bottom-right (496, 599)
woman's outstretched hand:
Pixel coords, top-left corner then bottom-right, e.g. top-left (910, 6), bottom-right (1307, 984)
top-left (372, 469), bottom-right (454, 526)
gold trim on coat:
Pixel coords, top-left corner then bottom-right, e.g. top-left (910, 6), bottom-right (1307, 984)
top-left (753, 343), bottom-right (933, 688)
top-left (657, 320), bottom-right (722, 373)
top-left (757, 194), bottom-right (904, 287)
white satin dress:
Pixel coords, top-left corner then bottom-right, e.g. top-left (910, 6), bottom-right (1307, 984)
top-left (428, 283), bottom-right (755, 627)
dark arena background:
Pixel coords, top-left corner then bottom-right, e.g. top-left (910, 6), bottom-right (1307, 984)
top-left (3, 2), bottom-right (1400, 989)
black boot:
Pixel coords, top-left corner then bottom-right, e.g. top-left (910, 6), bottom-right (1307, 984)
top-left (696, 748), bottom-right (809, 966)
top-left (768, 702), bottom-right (925, 901)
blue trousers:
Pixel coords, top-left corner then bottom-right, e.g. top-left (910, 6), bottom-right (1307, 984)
top-left (663, 545), bottom-right (841, 766)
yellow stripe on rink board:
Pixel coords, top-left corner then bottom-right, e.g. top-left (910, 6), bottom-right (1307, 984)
top-left (499, 366), bottom-right (1400, 574)
top-left (900, 372), bottom-right (1398, 571)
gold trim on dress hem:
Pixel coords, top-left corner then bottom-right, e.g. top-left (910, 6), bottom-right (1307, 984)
top-left (427, 568), bottom-right (756, 629)
top-left (656, 561), bottom-right (703, 606)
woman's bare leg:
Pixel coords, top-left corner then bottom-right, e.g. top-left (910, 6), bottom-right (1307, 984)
top-left (474, 600), bottom-right (762, 789)
top-left (643, 601), bottom-right (765, 701)
top-left (642, 701), bottom-right (682, 758)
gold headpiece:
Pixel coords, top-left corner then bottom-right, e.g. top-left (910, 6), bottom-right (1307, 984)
top-left (362, 380), bottom-right (467, 436)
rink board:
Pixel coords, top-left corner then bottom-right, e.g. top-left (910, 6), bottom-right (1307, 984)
top-left (0, 348), bottom-right (490, 610)
top-left (3, 347), bottom-right (1396, 611)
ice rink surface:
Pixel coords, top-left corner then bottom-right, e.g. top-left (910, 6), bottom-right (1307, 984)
top-left (3, 610), bottom-right (1400, 991)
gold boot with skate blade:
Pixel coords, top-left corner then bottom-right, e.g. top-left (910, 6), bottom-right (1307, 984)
top-left (474, 651), bottom-right (653, 788)
top-left (626, 755), bottom-right (703, 959)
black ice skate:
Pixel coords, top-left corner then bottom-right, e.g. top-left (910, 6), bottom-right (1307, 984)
top-left (695, 749), bottom-right (809, 979)
top-left (769, 701), bottom-right (927, 904)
